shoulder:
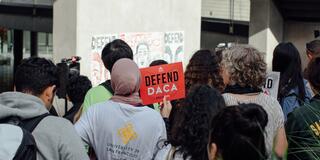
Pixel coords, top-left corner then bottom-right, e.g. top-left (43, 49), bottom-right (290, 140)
top-left (294, 100), bottom-right (320, 117)
top-left (83, 86), bottom-right (113, 110)
top-left (258, 93), bottom-right (279, 104)
top-left (40, 116), bottom-right (75, 129)
top-left (222, 93), bottom-right (231, 98)
top-left (85, 85), bottom-right (110, 96)
top-left (141, 106), bottom-right (163, 119)
top-left (84, 85), bottom-right (113, 101)
top-left (304, 79), bottom-right (314, 97)
top-left (256, 93), bottom-right (283, 114)
top-left (222, 93), bottom-right (236, 105)
top-left (155, 144), bottom-right (187, 160)
top-left (155, 144), bottom-right (171, 160)
top-left (286, 105), bottom-right (310, 134)
top-left (33, 116), bottom-right (78, 141)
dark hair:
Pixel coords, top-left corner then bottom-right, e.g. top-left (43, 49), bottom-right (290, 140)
top-left (272, 42), bottom-right (306, 102)
top-left (66, 74), bottom-right (92, 104)
top-left (149, 59), bottom-right (168, 67)
top-left (307, 57), bottom-right (320, 92)
top-left (209, 103), bottom-right (268, 160)
top-left (306, 40), bottom-right (320, 56)
top-left (15, 57), bottom-right (58, 96)
top-left (169, 85), bottom-right (226, 160)
top-left (185, 49), bottom-right (225, 92)
top-left (101, 39), bottom-right (133, 71)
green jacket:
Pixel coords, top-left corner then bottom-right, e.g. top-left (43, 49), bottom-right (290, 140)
top-left (286, 94), bottom-right (320, 160)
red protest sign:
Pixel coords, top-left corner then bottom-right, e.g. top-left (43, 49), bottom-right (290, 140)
top-left (140, 62), bottom-right (185, 105)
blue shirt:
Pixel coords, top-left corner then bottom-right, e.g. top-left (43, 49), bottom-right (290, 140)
top-left (280, 80), bottom-right (313, 120)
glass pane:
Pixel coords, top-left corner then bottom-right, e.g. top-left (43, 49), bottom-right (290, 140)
top-left (0, 28), bottom-right (14, 92)
top-left (38, 32), bottom-right (53, 60)
top-left (23, 31), bottom-right (31, 59)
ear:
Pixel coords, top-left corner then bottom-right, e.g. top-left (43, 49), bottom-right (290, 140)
top-left (39, 85), bottom-right (56, 110)
top-left (208, 143), bottom-right (217, 160)
top-left (306, 50), bottom-right (313, 60)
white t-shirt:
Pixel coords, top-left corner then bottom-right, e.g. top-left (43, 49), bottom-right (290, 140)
top-left (155, 144), bottom-right (191, 160)
top-left (75, 100), bottom-right (167, 160)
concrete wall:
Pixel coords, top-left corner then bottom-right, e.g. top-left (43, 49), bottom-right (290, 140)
top-left (249, 0), bottom-right (283, 70)
top-left (53, 0), bottom-right (77, 63)
top-left (54, 0), bottom-right (201, 78)
top-left (201, 31), bottom-right (248, 49)
top-left (202, 0), bottom-right (250, 21)
top-left (284, 21), bottom-right (320, 69)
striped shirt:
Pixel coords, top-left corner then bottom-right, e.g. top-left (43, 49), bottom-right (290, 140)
top-left (223, 93), bottom-right (285, 158)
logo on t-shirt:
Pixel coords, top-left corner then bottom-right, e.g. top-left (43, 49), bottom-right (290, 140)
top-left (118, 123), bottom-right (138, 144)
top-left (310, 121), bottom-right (320, 137)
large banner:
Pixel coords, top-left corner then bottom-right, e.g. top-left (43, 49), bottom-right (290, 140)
top-left (120, 32), bottom-right (164, 68)
top-left (90, 31), bottom-right (185, 86)
top-left (139, 62), bottom-right (185, 105)
top-left (262, 72), bottom-right (280, 99)
top-left (164, 31), bottom-right (184, 63)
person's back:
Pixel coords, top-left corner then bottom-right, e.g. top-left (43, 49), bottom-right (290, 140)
top-left (76, 100), bottom-right (166, 159)
top-left (221, 45), bottom-right (287, 158)
top-left (155, 85), bottom-right (226, 160)
top-left (286, 57), bottom-right (320, 160)
top-left (0, 57), bottom-right (88, 160)
top-left (223, 93), bottom-right (284, 157)
top-left (280, 79), bottom-right (313, 118)
top-left (64, 74), bottom-right (92, 123)
top-left (76, 58), bottom-right (166, 159)
top-left (207, 104), bottom-right (268, 160)
top-left (286, 98), bottom-right (320, 160)
top-left (273, 42), bottom-right (313, 118)
top-left (0, 93), bottom-right (88, 160)
top-left (83, 39), bottom-right (134, 112)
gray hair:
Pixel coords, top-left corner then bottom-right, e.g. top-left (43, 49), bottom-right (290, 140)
top-left (222, 44), bottom-right (267, 88)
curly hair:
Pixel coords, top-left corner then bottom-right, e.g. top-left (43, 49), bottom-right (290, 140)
top-left (223, 45), bottom-right (267, 88)
top-left (185, 49), bottom-right (225, 92)
top-left (15, 57), bottom-right (58, 96)
top-left (67, 74), bottom-right (92, 104)
top-left (169, 85), bottom-right (226, 160)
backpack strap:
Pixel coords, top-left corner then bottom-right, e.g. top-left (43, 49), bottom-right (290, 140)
top-left (166, 146), bottom-right (176, 160)
top-left (100, 80), bottom-right (114, 95)
top-left (21, 113), bottom-right (50, 132)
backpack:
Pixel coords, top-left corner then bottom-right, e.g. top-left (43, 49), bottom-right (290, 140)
top-left (0, 113), bottom-right (49, 160)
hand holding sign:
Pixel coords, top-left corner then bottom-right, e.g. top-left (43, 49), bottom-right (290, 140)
top-left (160, 95), bottom-right (172, 118)
top-left (140, 62), bottom-right (185, 105)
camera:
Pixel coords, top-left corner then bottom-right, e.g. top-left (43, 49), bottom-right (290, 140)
top-left (54, 56), bottom-right (82, 115)
top-left (56, 56), bottom-right (81, 100)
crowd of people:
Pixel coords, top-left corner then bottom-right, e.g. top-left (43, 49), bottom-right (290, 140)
top-left (0, 39), bottom-right (320, 160)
